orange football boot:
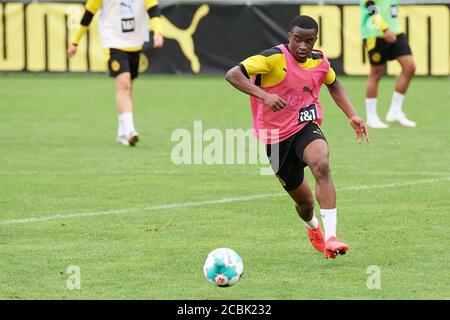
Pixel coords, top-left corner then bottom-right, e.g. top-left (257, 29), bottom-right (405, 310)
top-left (324, 236), bottom-right (349, 259)
top-left (306, 226), bottom-right (325, 252)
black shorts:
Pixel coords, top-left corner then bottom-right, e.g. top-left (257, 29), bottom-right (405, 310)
top-left (364, 33), bottom-right (412, 65)
top-left (107, 48), bottom-right (141, 79)
top-left (266, 122), bottom-right (327, 192)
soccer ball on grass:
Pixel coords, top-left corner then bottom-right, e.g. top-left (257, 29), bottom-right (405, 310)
top-left (203, 248), bottom-right (244, 287)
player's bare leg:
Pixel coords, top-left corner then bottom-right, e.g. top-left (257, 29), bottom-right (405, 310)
top-left (287, 179), bottom-right (324, 253)
top-left (115, 72), bottom-right (139, 146)
top-left (365, 64), bottom-right (389, 128)
top-left (303, 139), bottom-right (335, 209)
top-left (288, 179), bottom-right (314, 221)
top-left (386, 55), bottom-right (416, 127)
top-left (303, 139), bottom-right (348, 259)
top-left (116, 72), bottom-right (132, 114)
top-left (395, 55), bottom-right (416, 94)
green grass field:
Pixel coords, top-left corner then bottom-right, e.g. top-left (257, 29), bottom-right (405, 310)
top-left (0, 74), bottom-right (449, 299)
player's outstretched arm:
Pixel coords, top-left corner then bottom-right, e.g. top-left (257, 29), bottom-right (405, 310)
top-left (327, 79), bottom-right (370, 144)
top-left (225, 66), bottom-right (286, 112)
top-left (68, 0), bottom-right (102, 58)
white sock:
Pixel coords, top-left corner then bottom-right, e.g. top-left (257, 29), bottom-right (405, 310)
top-left (389, 91), bottom-right (405, 114)
top-left (365, 98), bottom-right (378, 120)
top-left (304, 215), bottom-right (319, 229)
top-left (320, 208), bottom-right (337, 241)
top-left (117, 117), bottom-right (125, 136)
top-left (118, 112), bottom-right (136, 135)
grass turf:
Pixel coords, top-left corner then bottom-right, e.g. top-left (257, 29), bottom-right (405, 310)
top-left (0, 74), bottom-right (449, 299)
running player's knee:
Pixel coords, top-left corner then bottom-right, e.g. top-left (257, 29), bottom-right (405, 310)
top-left (403, 62), bottom-right (416, 77)
top-left (116, 74), bottom-right (132, 92)
top-left (120, 80), bottom-right (132, 92)
top-left (310, 159), bottom-right (330, 179)
top-left (370, 67), bottom-right (384, 81)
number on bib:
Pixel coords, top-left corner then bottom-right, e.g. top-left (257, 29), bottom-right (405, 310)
top-left (121, 18), bottom-right (135, 33)
top-left (298, 104), bottom-right (318, 124)
top-left (390, 5), bottom-right (398, 18)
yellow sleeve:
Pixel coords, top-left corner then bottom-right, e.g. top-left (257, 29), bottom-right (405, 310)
top-left (150, 17), bottom-right (162, 34)
top-left (145, 0), bottom-right (162, 34)
top-left (371, 13), bottom-right (389, 32)
top-left (324, 67), bottom-right (336, 86)
top-left (240, 55), bottom-right (275, 77)
top-left (71, 0), bottom-right (102, 45)
top-left (85, 0), bottom-right (103, 14)
top-left (72, 26), bottom-right (88, 45)
top-left (145, 0), bottom-right (159, 10)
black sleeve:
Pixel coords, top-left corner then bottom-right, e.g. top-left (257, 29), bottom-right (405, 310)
top-left (147, 5), bottom-right (161, 18)
top-left (80, 10), bottom-right (95, 26)
top-left (238, 63), bottom-right (250, 79)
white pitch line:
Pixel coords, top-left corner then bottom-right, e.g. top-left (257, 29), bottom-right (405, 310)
top-left (2, 177), bottom-right (449, 225)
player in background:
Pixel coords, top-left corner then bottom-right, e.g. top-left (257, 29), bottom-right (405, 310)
top-left (68, 0), bottom-right (164, 146)
top-left (226, 16), bottom-right (369, 259)
top-left (361, 0), bottom-right (416, 128)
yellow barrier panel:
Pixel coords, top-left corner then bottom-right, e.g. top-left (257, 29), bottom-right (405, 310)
top-left (343, 5), bottom-right (370, 75)
top-left (0, 3), bottom-right (448, 75)
top-left (386, 5), bottom-right (449, 76)
top-left (66, 4), bottom-right (87, 72)
top-left (300, 5), bottom-right (342, 60)
top-left (0, 3), bottom-right (25, 71)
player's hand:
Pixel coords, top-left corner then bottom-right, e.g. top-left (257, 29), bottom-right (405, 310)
top-left (153, 33), bottom-right (164, 48)
top-left (67, 44), bottom-right (78, 58)
top-left (261, 93), bottom-right (286, 112)
top-left (384, 30), bottom-right (397, 43)
top-left (349, 115), bottom-right (370, 144)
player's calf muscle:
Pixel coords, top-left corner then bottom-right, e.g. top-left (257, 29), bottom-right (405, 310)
top-left (295, 202), bottom-right (314, 217)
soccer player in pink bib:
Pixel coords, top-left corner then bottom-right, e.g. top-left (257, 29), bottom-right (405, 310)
top-left (226, 15), bottom-right (370, 259)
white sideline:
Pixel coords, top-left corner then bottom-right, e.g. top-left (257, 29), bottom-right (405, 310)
top-left (2, 177), bottom-right (449, 225)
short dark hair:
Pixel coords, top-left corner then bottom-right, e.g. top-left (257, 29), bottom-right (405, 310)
top-left (289, 15), bottom-right (319, 32)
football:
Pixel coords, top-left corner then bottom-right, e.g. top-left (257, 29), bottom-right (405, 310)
top-left (203, 248), bottom-right (244, 287)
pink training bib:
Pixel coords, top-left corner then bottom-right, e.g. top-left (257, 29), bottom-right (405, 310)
top-left (250, 44), bottom-right (330, 144)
